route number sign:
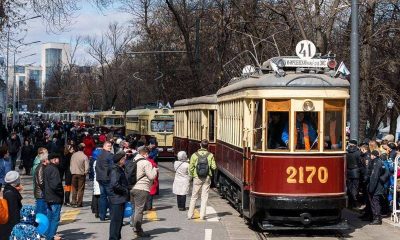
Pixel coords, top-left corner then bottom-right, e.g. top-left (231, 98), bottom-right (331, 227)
top-left (296, 40), bottom-right (316, 60)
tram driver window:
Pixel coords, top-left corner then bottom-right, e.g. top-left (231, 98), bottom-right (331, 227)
top-left (324, 111), bottom-right (343, 150)
top-left (289, 112), bottom-right (319, 151)
top-left (267, 112), bottom-right (289, 149)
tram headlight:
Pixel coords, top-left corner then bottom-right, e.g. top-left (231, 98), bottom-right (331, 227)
top-left (276, 59), bottom-right (285, 68)
top-left (303, 100), bottom-right (315, 111)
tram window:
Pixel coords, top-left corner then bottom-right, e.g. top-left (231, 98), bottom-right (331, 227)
top-left (293, 112), bottom-right (319, 151)
top-left (267, 112), bottom-right (288, 150)
top-left (165, 120), bottom-right (174, 132)
top-left (103, 118), bottom-right (114, 125)
top-left (114, 118), bottom-right (123, 125)
top-left (324, 111), bottom-right (343, 150)
top-left (151, 120), bottom-right (174, 132)
top-left (253, 100), bottom-right (263, 150)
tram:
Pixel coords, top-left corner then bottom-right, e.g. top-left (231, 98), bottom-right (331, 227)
top-left (126, 106), bottom-right (174, 158)
top-left (174, 47), bottom-right (349, 230)
top-left (94, 110), bottom-right (125, 134)
top-left (173, 95), bottom-right (217, 156)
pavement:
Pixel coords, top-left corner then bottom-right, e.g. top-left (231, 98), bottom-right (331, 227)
top-left (15, 161), bottom-right (400, 240)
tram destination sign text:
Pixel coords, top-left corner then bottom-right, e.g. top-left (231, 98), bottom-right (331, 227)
top-left (283, 58), bottom-right (328, 68)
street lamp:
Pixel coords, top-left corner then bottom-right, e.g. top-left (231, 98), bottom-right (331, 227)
top-left (12, 41), bottom-right (40, 125)
top-left (387, 100), bottom-right (395, 135)
top-left (4, 15), bottom-right (41, 127)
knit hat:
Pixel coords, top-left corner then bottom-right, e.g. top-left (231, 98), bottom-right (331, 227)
top-left (20, 205), bottom-right (36, 224)
top-left (10, 223), bottom-right (40, 240)
top-left (371, 150), bottom-right (380, 157)
top-left (113, 151), bottom-right (126, 163)
top-left (177, 151), bottom-right (188, 162)
top-left (5, 171), bottom-right (20, 185)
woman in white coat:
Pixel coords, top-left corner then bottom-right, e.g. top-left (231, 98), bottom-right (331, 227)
top-left (173, 151), bottom-right (190, 211)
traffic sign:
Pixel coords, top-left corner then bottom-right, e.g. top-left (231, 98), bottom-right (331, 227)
top-left (296, 40), bottom-right (316, 60)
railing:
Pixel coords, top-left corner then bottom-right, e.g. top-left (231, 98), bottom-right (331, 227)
top-left (391, 156), bottom-right (400, 223)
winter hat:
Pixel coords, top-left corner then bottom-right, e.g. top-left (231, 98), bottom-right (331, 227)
top-left (113, 151), bottom-right (126, 163)
top-left (10, 223), bottom-right (41, 240)
top-left (20, 205), bottom-right (36, 224)
top-left (5, 171), bottom-right (20, 185)
top-left (116, 138), bottom-right (123, 145)
top-left (177, 151), bottom-right (188, 162)
top-left (383, 134), bottom-right (395, 142)
top-left (149, 139), bottom-right (156, 145)
top-left (349, 139), bottom-right (358, 145)
top-left (371, 150), bottom-right (380, 157)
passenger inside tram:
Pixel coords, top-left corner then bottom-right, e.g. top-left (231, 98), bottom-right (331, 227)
top-left (324, 111), bottom-right (343, 150)
top-left (267, 112), bottom-right (287, 149)
top-left (281, 112), bottom-right (318, 150)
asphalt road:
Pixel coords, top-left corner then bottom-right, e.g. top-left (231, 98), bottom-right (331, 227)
top-left (17, 161), bottom-right (400, 240)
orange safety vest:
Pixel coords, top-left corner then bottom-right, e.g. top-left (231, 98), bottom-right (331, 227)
top-left (294, 122), bottom-right (311, 150)
top-left (330, 120), bottom-right (337, 145)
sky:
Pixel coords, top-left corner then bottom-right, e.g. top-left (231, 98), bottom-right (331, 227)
top-left (17, 1), bottom-right (132, 66)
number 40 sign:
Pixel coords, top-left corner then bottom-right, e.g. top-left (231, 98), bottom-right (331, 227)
top-left (295, 40), bottom-right (316, 60)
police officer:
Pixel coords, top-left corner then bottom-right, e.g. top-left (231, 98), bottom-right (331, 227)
top-left (365, 150), bottom-right (389, 225)
top-left (346, 139), bottom-right (361, 208)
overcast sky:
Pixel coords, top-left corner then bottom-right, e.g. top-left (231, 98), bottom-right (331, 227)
top-left (17, 1), bottom-right (132, 66)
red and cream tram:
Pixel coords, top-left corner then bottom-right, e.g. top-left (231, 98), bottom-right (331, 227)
top-left (174, 53), bottom-right (349, 230)
top-left (173, 95), bottom-right (218, 156)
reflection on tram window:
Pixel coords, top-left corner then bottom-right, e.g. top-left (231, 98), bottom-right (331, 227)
top-left (324, 111), bottom-right (343, 150)
top-left (151, 120), bottom-right (174, 132)
top-left (282, 112), bottom-right (318, 151)
top-left (253, 100), bottom-right (263, 150)
top-left (267, 112), bottom-right (288, 149)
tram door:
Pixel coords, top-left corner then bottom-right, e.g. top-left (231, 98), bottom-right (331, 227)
top-left (242, 100), bottom-right (253, 218)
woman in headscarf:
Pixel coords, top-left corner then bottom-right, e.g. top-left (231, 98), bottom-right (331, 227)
top-left (172, 151), bottom-right (190, 211)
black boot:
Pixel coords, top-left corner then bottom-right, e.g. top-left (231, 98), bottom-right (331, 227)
top-left (359, 213), bottom-right (372, 221)
top-left (369, 216), bottom-right (382, 225)
top-left (64, 191), bottom-right (71, 206)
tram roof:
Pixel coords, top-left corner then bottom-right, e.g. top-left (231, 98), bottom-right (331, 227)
top-left (94, 111), bottom-right (124, 116)
top-left (126, 108), bottom-right (151, 116)
top-left (174, 94), bottom-right (217, 107)
top-left (217, 73), bottom-right (349, 96)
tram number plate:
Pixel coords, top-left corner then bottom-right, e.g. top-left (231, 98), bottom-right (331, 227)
top-left (286, 166), bottom-right (328, 184)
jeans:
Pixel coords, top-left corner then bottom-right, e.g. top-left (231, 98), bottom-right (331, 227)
top-left (46, 203), bottom-right (62, 240)
top-left (98, 180), bottom-right (111, 220)
top-left (89, 157), bottom-right (94, 180)
top-left (10, 153), bottom-right (18, 170)
top-left (35, 198), bottom-right (47, 215)
top-left (109, 203), bottom-right (124, 240)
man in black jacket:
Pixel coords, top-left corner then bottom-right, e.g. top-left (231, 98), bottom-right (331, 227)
top-left (44, 153), bottom-right (64, 240)
top-left (7, 132), bottom-right (21, 170)
top-left (95, 141), bottom-right (114, 221)
top-left (346, 139), bottom-right (361, 208)
top-left (34, 152), bottom-right (49, 215)
top-left (109, 151), bottom-right (129, 240)
top-left (365, 150), bottom-right (389, 225)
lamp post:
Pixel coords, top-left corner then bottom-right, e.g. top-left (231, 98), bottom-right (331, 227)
top-left (4, 15), bottom-right (41, 127)
top-left (387, 100), bottom-right (395, 136)
top-left (350, 0), bottom-right (360, 141)
top-left (12, 42), bottom-right (40, 125)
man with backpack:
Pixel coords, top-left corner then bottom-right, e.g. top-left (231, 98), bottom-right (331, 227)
top-left (187, 139), bottom-right (217, 220)
top-left (129, 146), bottom-right (158, 238)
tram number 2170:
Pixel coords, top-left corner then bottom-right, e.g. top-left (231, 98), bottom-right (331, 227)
top-left (286, 166), bottom-right (328, 184)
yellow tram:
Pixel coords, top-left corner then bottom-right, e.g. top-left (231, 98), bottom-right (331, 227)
top-left (94, 110), bottom-right (125, 134)
top-left (126, 107), bottom-right (174, 158)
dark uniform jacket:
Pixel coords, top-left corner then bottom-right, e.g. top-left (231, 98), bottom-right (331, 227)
top-left (34, 164), bottom-right (46, 199)
top-left (109, 164), bottom-right (129, 204)
top-left (366, 157), bottom-right (389, 196)
top-left (346, 145), bottom-right (361, 179)
top-left (44, 163), bottom-right (64, 204)
top-left (0, 184), bottom-right (22, 240)
top-left (95, 150), bottom-right (113, 182)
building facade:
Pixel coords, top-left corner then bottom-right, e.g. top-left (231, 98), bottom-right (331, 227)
top-left (41, 43), bottom-right (71, 91)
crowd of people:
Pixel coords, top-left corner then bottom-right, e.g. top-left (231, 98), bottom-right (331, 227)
top-left (346, 134), bottom-right (400, 225)
top-left (0, 119), bottom-right (217, 240)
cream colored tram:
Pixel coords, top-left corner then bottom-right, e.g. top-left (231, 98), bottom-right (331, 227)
top-left (94, 110), bottom-right (125, 134)
top-left (125, 107), bottom-right (174, 158)
top-left (173, 95), bottom-right (218, 156)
